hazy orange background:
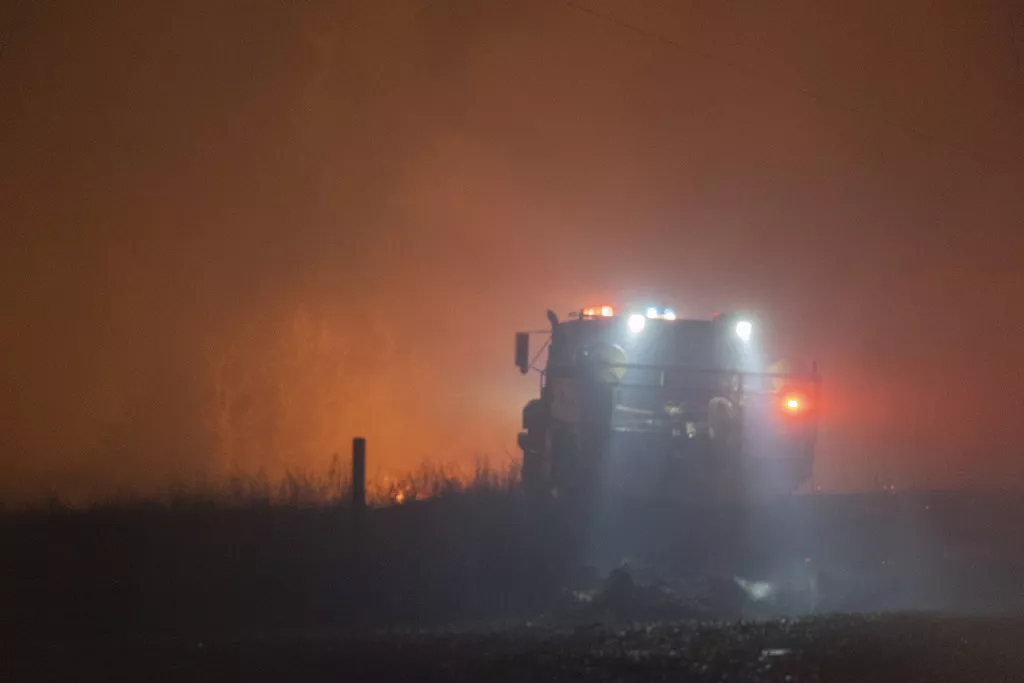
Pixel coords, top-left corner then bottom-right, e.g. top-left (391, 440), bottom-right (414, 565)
top-left (2, 1), bottom-right (1023, 501)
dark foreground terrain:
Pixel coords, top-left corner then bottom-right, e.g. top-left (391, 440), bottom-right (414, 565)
top-left (6, 490), bottom-right (1024, 634)
top-left (4, 490), bottom-right (1024, 680)
top-left (7, 614), bottom-right (1024, 682)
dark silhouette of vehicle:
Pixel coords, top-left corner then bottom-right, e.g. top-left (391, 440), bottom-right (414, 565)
top-left (515, 306), bottom-right (819, 500)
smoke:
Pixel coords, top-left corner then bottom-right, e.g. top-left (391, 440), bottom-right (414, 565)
top-left (1, 1), bottom-right (1023, 501)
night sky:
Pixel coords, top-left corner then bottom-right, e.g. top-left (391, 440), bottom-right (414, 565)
top-left (2, 1), bottom-right (1023, 500)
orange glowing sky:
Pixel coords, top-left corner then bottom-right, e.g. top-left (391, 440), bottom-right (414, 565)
top-left (2, 1), bottom-right (1023, 500)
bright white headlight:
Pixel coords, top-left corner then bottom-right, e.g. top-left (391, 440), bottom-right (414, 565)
top-left (628, 313), bottom-right (646, 333)
top-left (735, 320), bottom-right (753, 342)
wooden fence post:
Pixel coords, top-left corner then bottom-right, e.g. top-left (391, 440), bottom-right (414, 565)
top-left (352, 437), bottom-right (366, 510)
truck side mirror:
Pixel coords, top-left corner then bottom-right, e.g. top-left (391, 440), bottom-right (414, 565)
top-left (515, 332), bottom-right (530, 374)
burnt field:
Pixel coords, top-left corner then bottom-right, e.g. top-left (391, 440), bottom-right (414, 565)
top-left (4, 490), bottom-right (1024, 632)
top-left (4, 490), bottom-right (1024, 680)
top-left (8, 615), bottom-right (1024, 682)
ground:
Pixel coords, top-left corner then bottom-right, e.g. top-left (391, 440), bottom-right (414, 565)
top-left (7, 614), bottom-right (1024, 682)
top-left (4, 491), bottom-right (1024, 680)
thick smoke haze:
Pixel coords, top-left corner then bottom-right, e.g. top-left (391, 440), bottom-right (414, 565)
top-left (2, 1), bottom-right (1023, 501)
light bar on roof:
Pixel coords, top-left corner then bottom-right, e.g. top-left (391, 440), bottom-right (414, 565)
top-left (638, 306), bottom-right (678, 321)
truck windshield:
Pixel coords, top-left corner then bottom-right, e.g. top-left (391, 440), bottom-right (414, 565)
top-left (550, 319), bottom-right (715, 372)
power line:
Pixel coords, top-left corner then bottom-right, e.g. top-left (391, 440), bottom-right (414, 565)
top-left (557, 0), bottom-right (1021, 169)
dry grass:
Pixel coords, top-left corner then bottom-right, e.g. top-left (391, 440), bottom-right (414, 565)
top-left (13, 454), bottom-right (521, 511)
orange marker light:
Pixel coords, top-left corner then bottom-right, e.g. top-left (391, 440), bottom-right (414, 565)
top-left (583, 306), bottom-right (615, 317)
top-left (782, 395), bottom-right (804, 414)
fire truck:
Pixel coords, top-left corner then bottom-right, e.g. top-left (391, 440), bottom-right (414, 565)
top-left (515, 306), bottom-right (819, 500)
